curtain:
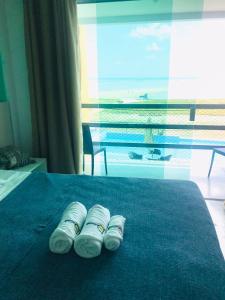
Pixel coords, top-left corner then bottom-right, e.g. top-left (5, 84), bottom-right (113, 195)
top-left (23, 0), bottom-right (82, 174)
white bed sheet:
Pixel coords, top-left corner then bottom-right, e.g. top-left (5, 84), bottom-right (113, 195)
top-left (0, 170), bottom-right (30, 202)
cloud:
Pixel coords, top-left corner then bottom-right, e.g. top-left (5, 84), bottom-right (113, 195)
top-left (146, 42), bottom-right (160, 52)
top-left (130, 23), bottom-right (171, 39)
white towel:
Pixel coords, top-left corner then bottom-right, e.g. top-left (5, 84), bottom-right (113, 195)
top-left (49, 202), bottom-right (87, 254)
top-left (104, 215), bottom-right (126, 251)
top-left (74, 204), bottom-right (110, 258)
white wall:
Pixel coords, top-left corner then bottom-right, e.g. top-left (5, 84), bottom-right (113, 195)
top-left (0, 0), bottom-right (32, 153)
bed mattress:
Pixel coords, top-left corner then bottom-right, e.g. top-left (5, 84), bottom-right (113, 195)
top-left (0, 170), bottom-right (30, 201)
top-left (0, 172), bottom-right (224, 300)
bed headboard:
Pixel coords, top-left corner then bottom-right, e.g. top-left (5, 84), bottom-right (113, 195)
top-left (0, 102), bottom-right (13, 147)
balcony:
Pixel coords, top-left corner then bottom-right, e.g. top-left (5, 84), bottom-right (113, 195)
top-left (82, 102), bottom-right (225, 198)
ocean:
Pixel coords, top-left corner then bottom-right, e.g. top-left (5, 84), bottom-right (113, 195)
top-left (88, 77), bottom-right (196, 100)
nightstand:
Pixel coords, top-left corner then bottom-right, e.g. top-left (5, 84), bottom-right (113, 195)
top-left (15, 158), bottom-right (47, 172)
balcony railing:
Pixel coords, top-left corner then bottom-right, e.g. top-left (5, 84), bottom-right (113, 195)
top-left (82, 103), bottom-right (225, 150)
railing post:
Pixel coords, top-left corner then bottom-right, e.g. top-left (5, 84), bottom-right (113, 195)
top-left (190, 107), bottom-right (196, 121)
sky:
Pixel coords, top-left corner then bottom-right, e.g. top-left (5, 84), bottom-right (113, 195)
top-left (97, 22), bottom-right (171, 78)
top-left (83, 18), bottom-right (225, 99)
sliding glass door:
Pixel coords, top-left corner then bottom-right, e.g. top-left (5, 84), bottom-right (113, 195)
top-left (78, 0), bottom-right (225, 179)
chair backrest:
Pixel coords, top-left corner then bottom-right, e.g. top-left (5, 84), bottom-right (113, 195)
top-left (82, 124), bottom-right (94, 155)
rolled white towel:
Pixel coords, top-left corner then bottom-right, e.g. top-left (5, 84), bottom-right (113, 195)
top-left (49, 202), bottom-right (87, 254)
top-left (74, 204), bottom-right (110, 258)
top-left (104, 215), bottom-right (126, 251)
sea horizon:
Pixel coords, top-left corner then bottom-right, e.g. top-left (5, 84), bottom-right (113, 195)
top-left (86, 77), bottom-right (216, 100)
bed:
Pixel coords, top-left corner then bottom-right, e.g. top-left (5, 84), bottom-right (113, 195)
top-left (0, 171), bottom-right (225, 300)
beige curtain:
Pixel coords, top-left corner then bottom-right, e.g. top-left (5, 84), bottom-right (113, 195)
top-left (23, 0), bottom-right (82, 174)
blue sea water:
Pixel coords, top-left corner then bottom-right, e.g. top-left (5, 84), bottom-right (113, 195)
top-left (96, 77), bottom-right (172, 99)
top-left (89, 77), bottom-right (196, 100)
top-left (99, 78), bottom-right (168, 99)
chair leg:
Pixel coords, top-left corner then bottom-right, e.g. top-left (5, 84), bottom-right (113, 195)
top-left (208, 150), bottom-right (216, 178)
top-left (83, 154), bottom-right (85, 173)
top-left (104, 149), bottom-right (108, 175)
top-left (91, 154), bottom-right (94, 176)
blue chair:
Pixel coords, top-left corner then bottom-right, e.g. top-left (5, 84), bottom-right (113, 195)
top-left (208, 147), bottom-right (225, 177)
top-left (82, 124), bottom-right (107, 176)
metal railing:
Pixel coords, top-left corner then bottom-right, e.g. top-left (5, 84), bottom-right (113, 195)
top-left (82, 103), bottom-right (225, 150)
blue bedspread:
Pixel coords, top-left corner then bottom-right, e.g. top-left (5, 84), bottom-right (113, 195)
top-left (0, 172), bottom-right (224, 300)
